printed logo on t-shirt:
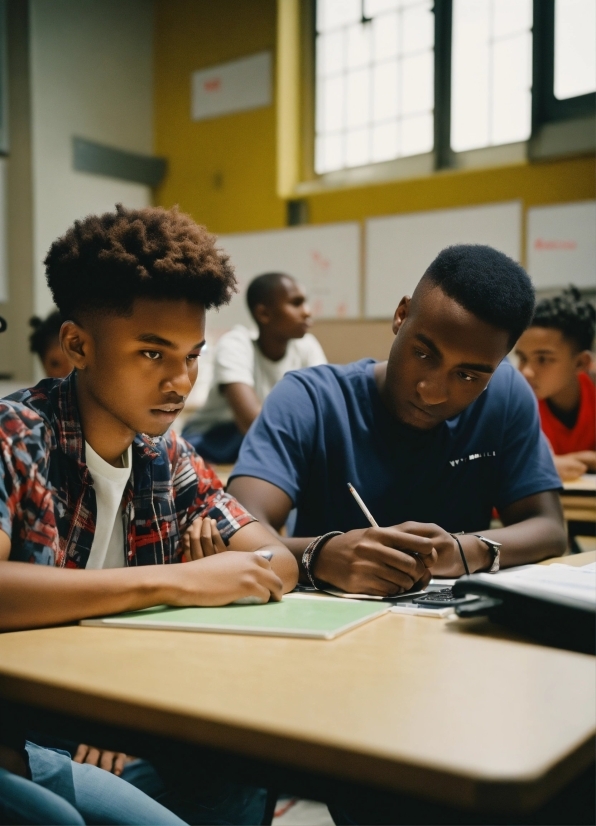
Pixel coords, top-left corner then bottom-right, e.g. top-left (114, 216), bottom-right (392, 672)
top-left (449, 450), bottom-right (496, 467)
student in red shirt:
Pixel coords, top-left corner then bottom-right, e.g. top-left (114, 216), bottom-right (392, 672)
top-left (515, 287), bottom-right (595, 481)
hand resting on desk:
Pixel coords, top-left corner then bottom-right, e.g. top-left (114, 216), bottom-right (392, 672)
top-left (554, 450), bottom-right (596, 481)
top-left (0, 520), bottom-right (294, 631)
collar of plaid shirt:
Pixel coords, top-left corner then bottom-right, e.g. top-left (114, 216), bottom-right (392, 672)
top-left (2, 371), bottom-right (252, 568)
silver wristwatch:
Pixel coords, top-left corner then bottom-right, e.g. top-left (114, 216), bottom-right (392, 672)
top-left (473, 535), bottom-right (502, 573)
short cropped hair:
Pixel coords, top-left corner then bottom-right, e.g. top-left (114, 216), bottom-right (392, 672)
top-left (532, 286), bottom-right (595, 351)
top-left (45, 204), bottom-right (237, 319)
top-left (246, 272), bottom-right (294, 319)
top-left (422, 245), bottom-right (535, 347)
top-left (29, 310), bottom-right (63, 358)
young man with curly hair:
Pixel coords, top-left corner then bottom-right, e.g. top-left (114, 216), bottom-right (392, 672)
top-left (0, 205), bottom-right (298, 824)
top-left (515, 286), bottom-right (596, 481)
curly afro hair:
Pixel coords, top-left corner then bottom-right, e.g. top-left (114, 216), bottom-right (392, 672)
top-left (422, 244), bottom-right (535, 348)
top-left (532, 286), bottom-right (595, 352)
top-left (45, 204), bottom-right (237, 319)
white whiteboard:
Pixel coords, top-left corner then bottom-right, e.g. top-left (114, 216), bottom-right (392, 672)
top-left (527, 201), bottom-right (595, 290)
top-left (210, 222), bottom-right (361, 334)
top-left (365, 201), bottom-right (522, 318)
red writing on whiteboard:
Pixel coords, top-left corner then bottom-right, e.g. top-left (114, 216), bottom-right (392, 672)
top-left (534, 238), bottom-right (577, 251)
top-left (311, 250), bottom-right (330, 271)
top-left (203, 77), bottom-right (222, 93)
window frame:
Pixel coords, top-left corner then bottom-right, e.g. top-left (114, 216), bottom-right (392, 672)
top-left (532, 0), bottom-right (596, 130)
top-left (302, 0), bottom-right (594, 188)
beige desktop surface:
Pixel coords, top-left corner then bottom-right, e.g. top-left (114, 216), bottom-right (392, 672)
top-left (561, 476), bottom-right (596, 523)
top-left (0, 554), bottom-right (594, 811)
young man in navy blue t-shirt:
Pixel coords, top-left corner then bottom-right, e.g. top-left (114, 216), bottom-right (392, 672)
top-left (228, 245), bottom-right (565, 596)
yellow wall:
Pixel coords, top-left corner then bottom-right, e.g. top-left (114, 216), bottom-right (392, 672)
top-left (155, 0), bottom-right (594, 238)
top-left (308, 156), bottom-right (595, 227)
top-left (154, 0), bottom-right (285, 233)
top-left (154, 0), bottom-right (594, 362)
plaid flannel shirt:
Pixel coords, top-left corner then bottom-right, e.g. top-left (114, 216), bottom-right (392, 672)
top-left (0, 372), bottom-right (255, 567)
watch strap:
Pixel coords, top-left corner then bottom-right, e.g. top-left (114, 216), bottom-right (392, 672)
top-left (473, 534), bottom-right (501, 573)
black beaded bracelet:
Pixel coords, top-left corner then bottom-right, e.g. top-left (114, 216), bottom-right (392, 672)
top-left (450, 533), bottom-right (470, 576)
top-left (302, 531), bottom-right (344, 589)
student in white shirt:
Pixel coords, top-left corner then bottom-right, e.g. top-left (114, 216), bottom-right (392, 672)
top-left (183, 272), bottom-right (327, 462)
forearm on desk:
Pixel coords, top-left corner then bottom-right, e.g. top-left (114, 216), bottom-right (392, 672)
top-left (0, 562), bottom-right (180, 631)
top-left (454, 518), bottom-right (565, 576)
top-left (244, 526), bottom-right (314, 584)
top-left (226, 521), bottom-right (299, 591)
top-left (472, 517), bottom-right (567, 567)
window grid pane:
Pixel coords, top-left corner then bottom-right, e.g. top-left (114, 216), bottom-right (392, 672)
top-left (450, 0), bottom-right (532, 153)
top-left (554, 0), bottom-right (596, 100)
top-left (315, 0), bottom-right (434, 174)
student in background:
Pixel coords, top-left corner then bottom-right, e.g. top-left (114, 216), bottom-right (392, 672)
top-left (515, 287), bottom-right (596, 481)
top-left (228, 245), bottom-right (566, 602)
top-left (0, 206), bottom-right (298, 825)
top-left (29, 310), bottom-right (71, 378)
top-left (183, 272), bottom-right (326, 463)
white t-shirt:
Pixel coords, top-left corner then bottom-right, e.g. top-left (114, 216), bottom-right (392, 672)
top-left (188, 325), bottom-right (327, 433)
top-left (85, 442), bottom-right (132, 569)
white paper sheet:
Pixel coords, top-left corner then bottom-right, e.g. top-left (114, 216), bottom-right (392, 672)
top-left (496, 563), bottom-right (596, 605)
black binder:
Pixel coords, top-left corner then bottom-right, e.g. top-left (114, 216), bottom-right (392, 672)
top-left (453, 573), bottom-right (595, 655)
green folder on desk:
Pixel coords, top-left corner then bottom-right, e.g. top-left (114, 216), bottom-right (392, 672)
top-left (81, 595), bottom-right (388, 640)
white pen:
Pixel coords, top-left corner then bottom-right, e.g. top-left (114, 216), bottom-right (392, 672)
top-left (348, 482), bottom-right (425, 569)
top-left (348, 483), bottom-right (379, 528)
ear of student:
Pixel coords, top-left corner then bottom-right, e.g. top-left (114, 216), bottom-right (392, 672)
top-left (392, 296), bottom-right (411, 334)
top-left (60, 320), bottom-right (89, 368)
top-left (576, 350), bottom-right (594, 373)
top-left (253, 302), bottom-right (272, 326)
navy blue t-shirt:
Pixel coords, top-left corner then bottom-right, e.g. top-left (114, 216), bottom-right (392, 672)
top-left (231, 359), bottom-right (561, 537)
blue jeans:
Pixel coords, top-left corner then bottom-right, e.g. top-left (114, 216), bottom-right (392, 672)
top-left (0, 767), bottom-right (84, 825)
top-left (25, 742), bottom-right (188, 825)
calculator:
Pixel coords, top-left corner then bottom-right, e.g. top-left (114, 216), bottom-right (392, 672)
top-left (412, 587), bottom-right (474, 607)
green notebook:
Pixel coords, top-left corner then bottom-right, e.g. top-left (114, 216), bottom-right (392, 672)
top-left (80, 595), bottom-right (388, 640)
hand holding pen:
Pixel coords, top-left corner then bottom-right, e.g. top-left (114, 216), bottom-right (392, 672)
top-left (348, 484), bottom-right (433, 572)
top-left (309, 485), bottom-right (439, 597)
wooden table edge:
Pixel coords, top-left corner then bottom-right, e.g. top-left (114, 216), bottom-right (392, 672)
top-left (1, 670), bottom-right (593, 814)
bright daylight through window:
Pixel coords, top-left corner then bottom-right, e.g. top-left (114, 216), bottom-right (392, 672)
top-left (451, 0), bottom-right (533, 153)
top-left (554, 0), bottom-right (596, 100)
top-left (315, 0), bottom-right (435, 174)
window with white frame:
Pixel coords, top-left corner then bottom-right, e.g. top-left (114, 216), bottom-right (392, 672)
top-left (315, 0), bottom-right (435, 174)
top-left (450, 0), bottom-right (533, 153)
top-left (311, 0), bottom-right (595, 178)
top-left (554, 0), bottom-right (596, 100)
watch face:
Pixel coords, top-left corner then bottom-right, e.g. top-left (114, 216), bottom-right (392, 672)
top-left (479, 535), bottom-right (501, 550)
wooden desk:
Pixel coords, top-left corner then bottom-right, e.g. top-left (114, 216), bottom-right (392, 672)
top-left (0, 556), bottom-right (594, 816)
top-left (561, 475), bottom-right (596, 526)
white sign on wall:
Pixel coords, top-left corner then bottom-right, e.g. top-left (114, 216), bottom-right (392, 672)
top-left (527, 201), bottom-right (596, 290)
top-left (365, 201), bottom-right (522, 318)
top-left (191, 51), bottom-right (272, 121)
top-left (210, 223), bottom-right (361, 334)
